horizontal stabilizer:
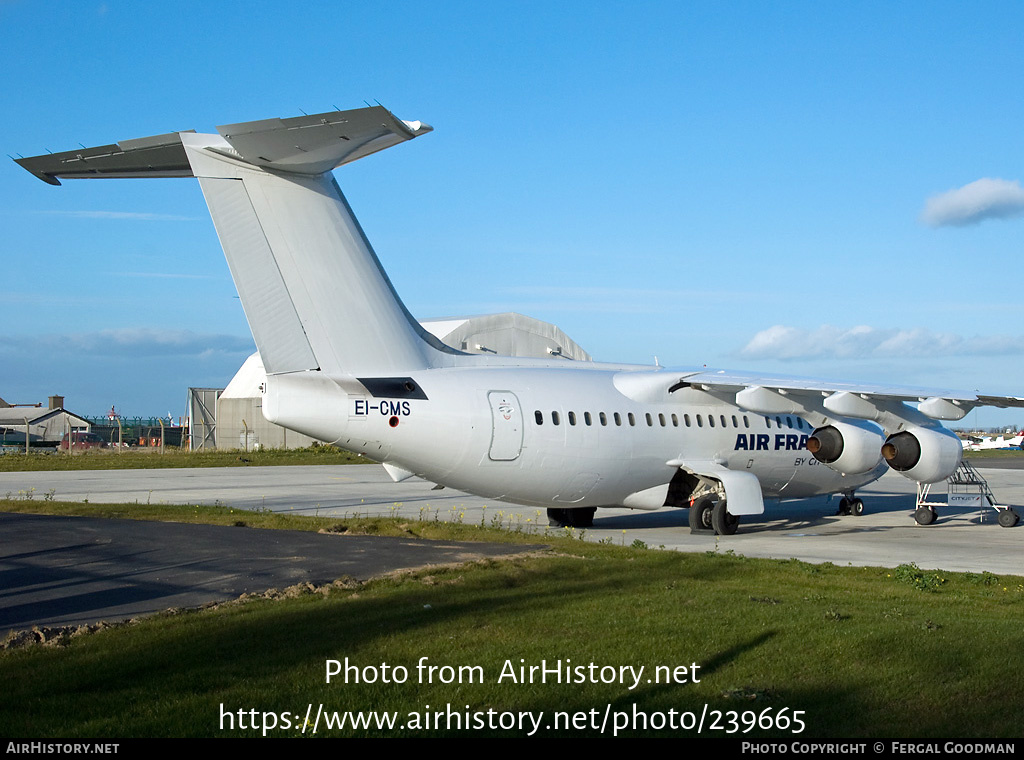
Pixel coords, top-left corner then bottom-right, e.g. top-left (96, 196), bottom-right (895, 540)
top-left (16, 132), bottom-right (194, 185)
top-left (15, 105), bottom-right (432, 184)
top-left (215, 105), bottom-right (432, 174)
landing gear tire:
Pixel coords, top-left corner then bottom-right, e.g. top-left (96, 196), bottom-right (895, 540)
top-left (712, 500), bottom-right (739, 535)
top-left (914, 507), bottom-right (937, 525)
top-left (998, 508), bottom-right (1019, 528)
top-left (849, 498), bottom-right (864, 517)
top-left (688, 496), bottom-right (715, 534)
top-left (547, 508), bottom-right (566, 527)
top-left (573, 507), bottom-right (597, 528)
top-left (837, 497), bottom-right (851, 516)
top-left (547, 507), bottom-right (596, 528)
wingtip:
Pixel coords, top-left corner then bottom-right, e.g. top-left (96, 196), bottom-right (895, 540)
top-left (401, 119), bottom-right (433, 136)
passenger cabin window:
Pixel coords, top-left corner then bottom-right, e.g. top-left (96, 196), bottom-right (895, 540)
top-left (628, 413), bottom-right (636, 426)
top-left (534, 410), bottom-right (543, 425)
top-left (600, 412), bottom-right (607, 426)
top-left (659, 413), bottom-right (666, 427)
top-left (614, 412), bottom-right (621, 426)
top-left (552, 411), bottom-right (560, 425)
top-left (786, 417), bottom-right (793, 429)
top-left (743, 415), bottom-right (750, 428)
top-left (568, 411), bottom-right (577, 426)
top-left (584, 412), bottom-right (592, 426)
top-left (684, 414), bottom-right (691, 427)
top-left (645, 413), bottom-right (653, 426)
top-left (697, 415), bottom-right (703, 427)
top-left (731, 415), bottom-right (738, 427)
top-left (671, 413), bottom-right (678, 427)
top-left (709, 415), bottom-right (715, 428)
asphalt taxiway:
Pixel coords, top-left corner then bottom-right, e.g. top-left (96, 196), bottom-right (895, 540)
top-left (2, 461), bottom-right (1022, 576)
top-left (0, 512), bottom-right (537, 631)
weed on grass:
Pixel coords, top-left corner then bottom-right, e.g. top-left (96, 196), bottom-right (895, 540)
top-left (892, 563), bottom-right (946, 592)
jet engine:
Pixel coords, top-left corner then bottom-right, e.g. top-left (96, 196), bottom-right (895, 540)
top-left (806, 422), bottom-right (884, 475)
top-left (881, 427), bottom-right (962, 483)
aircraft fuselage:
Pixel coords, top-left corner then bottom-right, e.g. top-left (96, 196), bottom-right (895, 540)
top-left (263, 365), bottom-right (883, 511)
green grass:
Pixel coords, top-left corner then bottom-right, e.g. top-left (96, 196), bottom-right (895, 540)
top-left (0, 445), bottom-right (368, 471)
top-left (0, 498), bottom-right (541, 543)
top-left (2, 501), bottom-right (1024, 738)
top-left (964, 449), bottom-right (1024, 459)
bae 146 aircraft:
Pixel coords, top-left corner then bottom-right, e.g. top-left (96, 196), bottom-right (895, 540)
top-left (17, 105), bottom-right (1024, 534)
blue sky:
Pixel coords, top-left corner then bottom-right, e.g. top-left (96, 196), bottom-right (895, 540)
top-left (3, 1), bottom-right (1023, 428)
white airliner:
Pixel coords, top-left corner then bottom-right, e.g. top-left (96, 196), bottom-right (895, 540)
top-left (17, 105), bottom-right (1024, 533)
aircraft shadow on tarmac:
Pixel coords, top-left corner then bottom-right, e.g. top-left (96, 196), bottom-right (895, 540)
top-left (591, 492), bottom-right (920, 533)
top-left (592, 489), bottom-right (1015, 534)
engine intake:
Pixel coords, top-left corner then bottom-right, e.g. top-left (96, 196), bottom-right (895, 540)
top-left (882, 427), bottom-right (961, 483)
top-left (881, 431), bottom-right (921, 471)
top-left (807, 426), bottom-right (843, 463)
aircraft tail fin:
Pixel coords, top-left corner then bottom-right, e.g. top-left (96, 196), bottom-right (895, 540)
top-left (17, 106), bottom-right (456, 377)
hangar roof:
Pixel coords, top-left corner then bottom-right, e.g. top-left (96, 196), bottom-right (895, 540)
top-left (221, 312), bottom-right (592, 400)
top-left (420, 312), bottom-right (591, 362)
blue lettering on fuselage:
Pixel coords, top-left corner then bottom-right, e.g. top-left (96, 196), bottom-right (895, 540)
top-left (734, 433), bottom-right (808, 452)
top-left (735, 434), bottom-right (770, 451)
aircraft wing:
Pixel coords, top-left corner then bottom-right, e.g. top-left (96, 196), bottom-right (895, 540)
top-left (656, 368), bottom-right (1024, 423)
top-left (614, 366), bottom-right (1024, 506)
top-left (614, 366), bottom-right (1024, 429)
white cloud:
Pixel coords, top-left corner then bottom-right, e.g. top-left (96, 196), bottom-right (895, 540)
top-left (920, 178), bottom-right (1024, 227)
top-left (39, 210), bottom-right (200, 222)
top-left (739, 325), bottom-right (1024, 361)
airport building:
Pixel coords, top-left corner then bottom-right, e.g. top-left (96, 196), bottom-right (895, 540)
top-left (0, 395), bottom-right (91, 448)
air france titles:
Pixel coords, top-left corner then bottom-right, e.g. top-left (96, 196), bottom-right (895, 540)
top-left (734, 434), bottom-right (809, 452)
top-left (497, 659), bottom-right (700, 691)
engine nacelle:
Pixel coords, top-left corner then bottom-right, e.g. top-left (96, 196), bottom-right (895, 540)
top-left (882, 426), bottom-right (962, 484)
top-left (806, 421), bottom-right (884, 475)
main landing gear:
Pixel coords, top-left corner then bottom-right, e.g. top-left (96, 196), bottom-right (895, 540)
top-left (547, 507), bottom-right (596, 528)
top-left (688, 494), bottom-right (738, 536)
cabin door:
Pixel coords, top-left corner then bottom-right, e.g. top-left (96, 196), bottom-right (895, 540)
top-left (487, 391), bottom-right (523, 461)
